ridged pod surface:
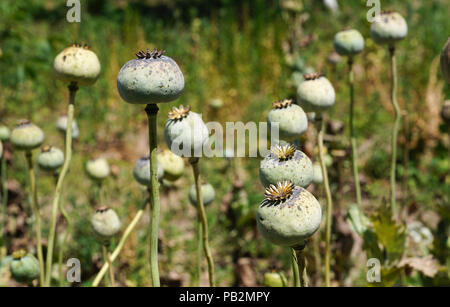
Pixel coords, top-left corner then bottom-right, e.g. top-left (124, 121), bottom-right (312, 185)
top-left (10, 121), bottom-right (44, 151)
top-left (267, 99), bottom-right (308, 141)
top-left (37, 146), bottom-right (64, 171)
top-left (297, 74), bottom-right (335, 113)
top-left (370, 12), bottom-right (408, 45)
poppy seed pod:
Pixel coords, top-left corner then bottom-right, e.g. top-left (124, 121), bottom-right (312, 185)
top-left (267, 99), bottom-right (308, 141)
top-left (9, 250), bottom-right (40, 284)
top-left (209, 98), bottom-right (224, 110)
top-left (257, 181), bottom-right (322, 248)
top-left (370, 11), bottom-right (407, 46)
top-left (0, 125), bottom-right (10, 141)
top-left (164, 105), bottom-right (209, 158)
top-left (54, 44), bottom-right (100, 86)
top-left (312, 162), bottom-right (323, 184)
top-left (188, 182), bottom-right (215, 207)
top-left (441, 38), bottom-right (450, 83)
top-left (441, 100), bottom-right (450, 124)
top-left (297, 73), bottom-right (336, 113)
top-left (86, 158), bottom-right (110, 181)
top-left (117, 49), bottom-right (184, 104)
top-left (264, 271), bottom-right (288, 287)
top-left (10, 120), bottom-right (45, 151)
top-left (91, 206), bottom-right (121, 240)
top-left (56, 115), bottom-right (79, 139)
top-left (260, 144), bottom-right (313, 188)
top-left (157, 149), bottom-right (185, 182)
top-left (133, 156), bottom-right (164, 186)
top-left (37, 145), bottom-right (64, 171)
top-left (333, 29), bottom-right (365, 56)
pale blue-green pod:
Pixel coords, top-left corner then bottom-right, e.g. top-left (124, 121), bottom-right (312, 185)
top-left (53, 44), bottom-right (101, 86)
top-left (133, 156), bottom-right (164, 186)
top-left (259, 144), bottom-right (313, 188)
top-left (117, 50), bottom-right (184, 104)
top-left (264, 271), bottom-right (288, 287)
top-left (91, 207), bottom-right (121, 241)
top-left (9, 250), bottom-right (40, 284)
top-left (37, 145), bottom-right (64, 171)
top-left (297, 73), bottom-right (335, 113)
top-left (334, 29), bottom-right (365, 56)
top-left (157, 149), bottom-right (184, 182)
top-left (10, 121), bottom-right (45, 151)
top-left (164, 105), bottom-right (209, 158)
top-left (86, 158), bottom-right (110, 181)
top-left (257, 182), bottom-right (322, 248)
top-left (267, 99), bottom-right (308, 141)
top-left (188, 182), bottom-right (215, 207)
top-left (56, 115), bottom-right (79, 139)
top-left (0, 125), bottom-right (10, 141)
top-left (312, 162), bottom-right (323, 184)
top-left (441, 38), bottom-right (450, 83)
top-left (370, 11), bottom-right (407, 46)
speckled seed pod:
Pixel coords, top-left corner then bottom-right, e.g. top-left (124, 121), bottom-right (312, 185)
top-left (188, 182), bottom-right (215, 207)
top-left (117, 49), bottom-right (184, 104)
top-left (441, 100), bottom-right (450, 124)
top-left (157, 149), bottom-right (184, 182)
top-left (257, 181), bottom-right (322, 248)
top-left (334, 29), bottom-right (365, 56)
top-left (9, 250), bottom-right (40, 284)
top-left (133, 156), bottom-right (164, 186)
top-left (164, 105), bottom-right (209, 157)
top-left (86, 158), bottom-right (110, 181)
top-left (56, 115), bottom-right (80, 139)
top-left (260, 144), bottom-right (313, 188)
top-left (91, 206), bottom-right (121, 240)
top-left (297, 73), bottom-right (336, 113)
top-left (53, 43), bottom-right (101, 85)
top-left (312, 162), bottom-right (323, 184)
top-left (267, 99), bottom-right (308, 141)
top-left (37, 145), bottom-right (64, 171)
top-left (10, 120), bottom-right (45, 151)
top-left (264, 272), bottom-right (288, 287)
top-left (0, 125), bottom-right (10, 141)
top-left (370, 11), bottom-right (408, 46)
top-left (441, 38), bottom-right (450, 83)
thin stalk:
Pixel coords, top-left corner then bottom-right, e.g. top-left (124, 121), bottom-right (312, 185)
top-left (102, 245), bottom-right (111, 286)
top-left (92, 206), bottom-right (146, 287)
top-left (25, 151), bottom-right (45, 286)
top-left (348, 58), bottom-right (362, 207)
top-left (45, 82), bottom-right (78, 287)
top-left (190, 159), bottom-right (216, 287)
top-left (291, 248), bottom-right (300, 287)
top-left (145, 103), bottom-right (161, 287)
top-left (55, 172), bottom-right (71, 287)
top-left (291, 247), bottom-right (309, 287)
top-left (0, 153), bottom-right (7, 244)
top-left (194, 215), bottom-right (203, 286)
top-left (317, 116), bottom-right (333, 287)
top-left (389, 46), bottom-right (401, 216)
top-left (102, 244), bottom-right (115, 287)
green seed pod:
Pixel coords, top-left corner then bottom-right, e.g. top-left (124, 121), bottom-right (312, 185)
top-left (9, 250), bottom-right (40, 284)
top-left (441, 38), bottom-right (450, 83)
top-left (91, 206), bottom-right (121, 241)
top-left (188, 182), bottom-right (215, 207)
top-left (86, 158), bottom-right (110, 181)
top-left (157, 149), bottom-right (185, 182)
top-left (37, 145), bottom-right (64, 171)
top-left (54, 44), bottom-right (101, 86)
top-left (297, 73), bottom-right (336, 113)
top-left (264, 271), bottom-right (288, 287)
top-left (333, 29), bottom-right (365, 56)
top-left (117, 49), bottom-right (184, 104)
top-left (133, 156), bottom-right (164, 186)
top-left (441, 100), bottom-right (450, 124)
top-left (260, 144), bottom-right (313, 188)
top-left (164, 105), bottom-right (209, 158)
top-left (257, 181), bottom-right (322, 248)
top-left (56, 115), bottom-right (79, 139)
top-left (0, 125), bottom-right (10, 141)
top-left (312, 162), bottom-right (323, 184)
top-left (10, 120), bottom-right (45, 151)
top-left (370, 11), bottom-right (407, 46)
top-left (267, 99), bottom-right (308, 141)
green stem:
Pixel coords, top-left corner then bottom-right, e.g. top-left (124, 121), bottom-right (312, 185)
top-left (317, 116), bottom-right (333, 287)
top-left (92, 205), bottom-right (146, 287)
top-left (56, 172), bottom-right (71, 287)
top-left (195, 215), bottom-right (203, 286)
top-left (145, 104), bottom-right (161, 287)
top-left (389, 46), bottom-right (401, 216)
top-left (190, 159), bottom-right (216, 287)
top-left (102, 244), bottom-right (115, 287)
top-left (102, 245), bottom-right (111, 287)
top-left (45, 82), bottom-right (78, 287)
top-left (25, 151), bottom-right (45, 286)
top-left (0, 154), bottom-right (7, 245)
top-left (348, 58), bottom-right (362, 208)
top-left (291, 248), bottom-right (300, 287)
top-left (291, 247), bottom-right (308, 287)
